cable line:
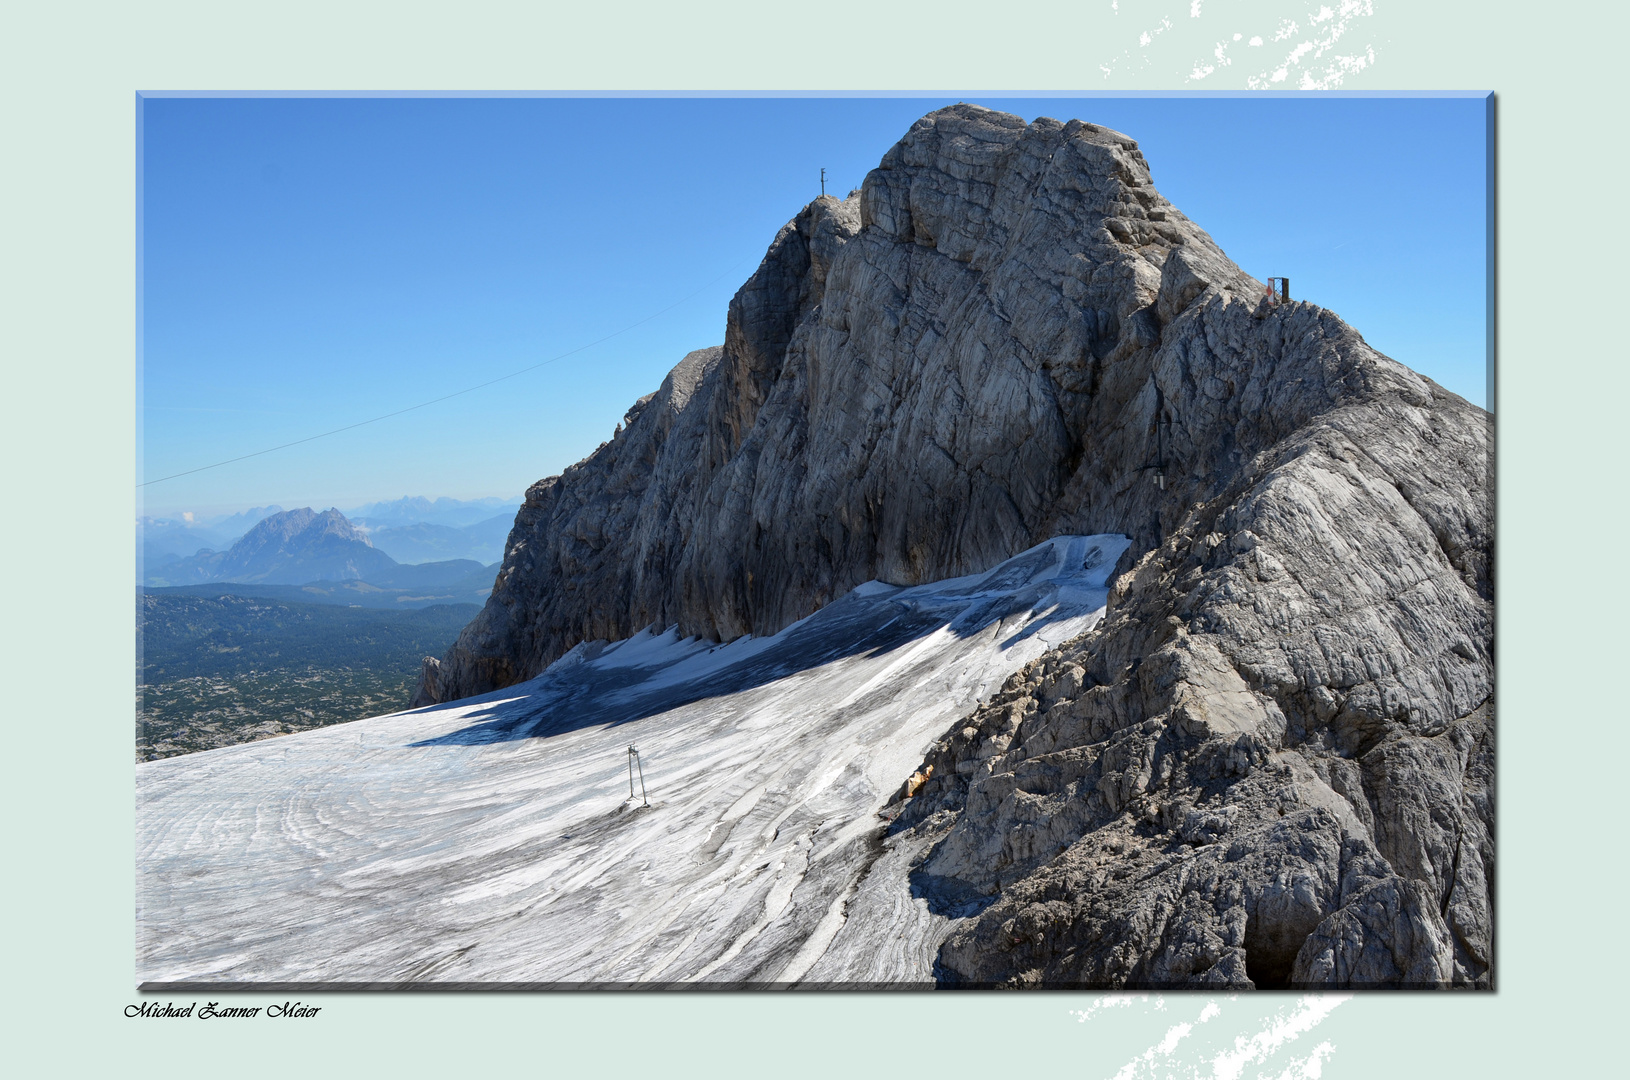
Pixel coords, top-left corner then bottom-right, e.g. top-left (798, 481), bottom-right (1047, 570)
top-left (139, 258), bottom-right (750, 488)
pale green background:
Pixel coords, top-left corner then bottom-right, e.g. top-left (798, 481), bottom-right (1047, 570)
top-left (2, 2), bottom-right (1621, 1076)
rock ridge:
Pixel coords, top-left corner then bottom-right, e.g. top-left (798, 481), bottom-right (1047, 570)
top-left (411, 104), bottom-right (1491, 989)
top-left (427, 105), bottom-right (1294, 702)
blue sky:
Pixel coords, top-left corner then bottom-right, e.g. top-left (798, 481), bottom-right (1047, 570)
top-left (140, 95), bottom-right (1487, 518)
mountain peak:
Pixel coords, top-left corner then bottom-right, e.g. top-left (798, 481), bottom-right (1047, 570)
top-left (239, 507), bottom-right (369, 544)
top-left (411, 104), bottom-right (1490, 989)
top-left (150, 506), bottom-right (396, 586)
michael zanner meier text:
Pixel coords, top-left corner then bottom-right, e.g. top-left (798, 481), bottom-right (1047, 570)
top-left (125, 1001), bottom-right (321, 1019)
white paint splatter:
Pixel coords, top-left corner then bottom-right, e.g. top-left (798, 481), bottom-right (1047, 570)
top-left (1071, 993), bottom-right (1152, 1022)
top-left (1209, 996), bottom-right (1351, 1080)
top-left (1096, 0), bottom-right (1378, 87)
top-left (1080, 994), bottom-right (1351, 1080)
top-left (1245, 2), bottom-right (1375, 91)
top-left (1261, 1041), bottom-right (1337, 1080)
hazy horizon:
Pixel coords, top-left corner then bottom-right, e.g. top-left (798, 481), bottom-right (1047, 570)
top-left (140, 492), bottom-right (524, 524)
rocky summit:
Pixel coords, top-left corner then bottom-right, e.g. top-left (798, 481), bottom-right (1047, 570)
top-left (153, 507), bottom-right (398, 585)
top-left (414, 104), bottom-right (1491, 989)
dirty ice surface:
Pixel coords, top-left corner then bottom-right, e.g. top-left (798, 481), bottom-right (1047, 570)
top-left (138, 534), bottom-right (1130, 986)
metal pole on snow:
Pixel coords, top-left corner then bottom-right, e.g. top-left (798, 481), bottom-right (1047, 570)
top-left (628, 745), bottom-right (649, 807)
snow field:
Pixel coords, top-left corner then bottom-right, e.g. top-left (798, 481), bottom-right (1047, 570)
top-left (138, 534), bottom-right (1129, 986)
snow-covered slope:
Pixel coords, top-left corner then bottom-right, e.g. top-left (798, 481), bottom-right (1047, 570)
top-left (137, 534), bottom-right (1128, 986)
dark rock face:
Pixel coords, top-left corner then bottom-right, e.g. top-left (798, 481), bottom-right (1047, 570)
top-left (418, 104), bottom-right (1491, 988)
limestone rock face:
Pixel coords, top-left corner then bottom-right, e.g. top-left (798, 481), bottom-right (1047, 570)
top-left (415, 105), bottom-right (1491, 989)
top-left (427, 106), bottom-right (1262, 701)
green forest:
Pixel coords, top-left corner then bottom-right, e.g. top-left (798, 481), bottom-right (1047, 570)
top-left (138, 593), bottom-right (479, 761)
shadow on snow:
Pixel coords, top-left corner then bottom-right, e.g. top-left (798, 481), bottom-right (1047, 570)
top-left (410, 550), bottom-right (1100, 750)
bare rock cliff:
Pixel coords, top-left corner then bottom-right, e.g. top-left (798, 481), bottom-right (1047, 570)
top-left (414, 105), bottom-right (1491, 989)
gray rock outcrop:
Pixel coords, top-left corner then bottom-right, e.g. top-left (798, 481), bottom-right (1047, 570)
top-left (414, 104), bottom-right (1491, 989)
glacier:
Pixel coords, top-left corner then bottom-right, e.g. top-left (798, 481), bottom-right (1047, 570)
top-left (137, 534), bottom-right (1129, 987)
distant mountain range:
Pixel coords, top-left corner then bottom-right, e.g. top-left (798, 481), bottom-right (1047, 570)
top-left (346, 495), bottom-right (519, 530)
top-left (354, 513), bottom-right (515, 565)
top-left (143, 506), bottom-right (501, 609)
top-left (138, 495), bottom-right (521, 574)
top-left (148, 508), bottom-right (394, 585)
top-left (140, 505), bottom-right (284, 564)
